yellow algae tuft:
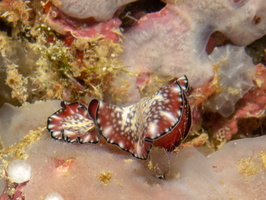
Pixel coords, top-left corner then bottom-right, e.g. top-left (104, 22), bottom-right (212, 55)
top-left (0, 126), bottom-right (45, 195)
top-left (213, 128), bottom-right (229, 150)
top-left (49, 0), bottom-right (62, 7)
top-left (0, 28), bottom-right (128, 105)
top-left (0, 126), bottom-right (45, 160)
top-left (161, 0), bottom-right (186, 5)
top-left (260, 151), bottom-right (266, 170)
top-left (6, 64), bottom-right (28, 104)
top-left (124, 158), bottom-right (133, 163)
top-left (99, 171), bottom-right (112, 184)
top-left (0, 0), bottom-right (30, 25)
top-left (0, 0), bottom-right (130, 106)
top-left (147, 160), bottom-right (153, 170)
top-left (0, 32), bottom-right (17, 57)
top-left (237, 153), bottom-right (266, 177)
top-left (182, 132), bottom-right (209, 148)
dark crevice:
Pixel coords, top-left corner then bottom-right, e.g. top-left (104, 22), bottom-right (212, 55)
top-left (119, 0), bottom-right (166, 29)
top-left (0, 19), bottom-right (12, 36)
top-left (246, 34), bottom-right (266, 65)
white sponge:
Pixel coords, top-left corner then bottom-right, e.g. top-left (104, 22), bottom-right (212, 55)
top-left (44, 192), bottom-right (64, 200)
top-left (7, 159), bottom-right (31, 184)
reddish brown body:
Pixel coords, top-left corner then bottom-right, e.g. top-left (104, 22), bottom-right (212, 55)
top-left (153, 95), bottom-right (191, 151)
top-left (47, 75), bottom-right (191, 159)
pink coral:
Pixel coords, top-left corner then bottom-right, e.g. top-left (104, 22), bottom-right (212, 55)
top-left (46, 7), bottom-right (122, 42)
top-left (0, 182), bottom-right (27, 200)
top-left (45, 0), bottom-right (136, 41)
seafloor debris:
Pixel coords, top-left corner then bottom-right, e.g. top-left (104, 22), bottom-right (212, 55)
top-left (52, 157), bottom-right (75, 173)
top-left (0, 181), bottom-right (27, 200)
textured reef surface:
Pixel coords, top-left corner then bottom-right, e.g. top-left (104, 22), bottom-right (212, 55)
top-left (0, 0), bottom-right (266, 199)
top-left (120, 0), bottom-right (266, 103)
top-left (0, 101), bottom-right (266, 199)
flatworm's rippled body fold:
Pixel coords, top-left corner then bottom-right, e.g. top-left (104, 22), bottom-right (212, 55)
top-left (47, 101), bottom-right (99, 144)
top-left (89, 75), bottom-right (191, 159)
top-left (47, 76), bottom-right (191, 160)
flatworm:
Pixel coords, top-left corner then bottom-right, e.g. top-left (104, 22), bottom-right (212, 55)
top-left (47, 101), bottom-right (99, 143)
top-left (89, 75), bottom-right (191, 159)
top-left (47, 76), bottom-right (191, 160)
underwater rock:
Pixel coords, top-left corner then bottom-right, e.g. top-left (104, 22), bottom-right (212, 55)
top-left (120, 0), bottom-right (266, 103)
top-left (206, 45), bottom-right (254, 117)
